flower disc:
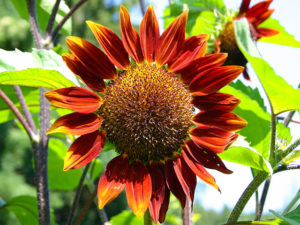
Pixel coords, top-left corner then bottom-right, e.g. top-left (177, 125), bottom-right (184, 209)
top-left (99, 64), bottom-right (193, 162)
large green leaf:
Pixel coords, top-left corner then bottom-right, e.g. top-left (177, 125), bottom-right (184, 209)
top-left (48, 139), bottom-right (82, 190)
top-left (0, 48), bottom-right (78, 85)
top-left (0, 69), bottom-right (75, 89)
top-left (220, 145), bottom-right (271, 172)
top-left (221, 85), bottom-right (271, 159)
top-left (110, 210), bottom-right (143, 225)
top-left (226, 218), bottom-right (289, 225)
top-left (234, 19), bottom-right (300, 115)
top-left (10, 0), bottom-right (71, 35)
top-left (5, 195), bottom-right (56, 225)
top-left (270, 210), bottom-right (300, 225)
top-left (259, 18), bottom-right (300, 48)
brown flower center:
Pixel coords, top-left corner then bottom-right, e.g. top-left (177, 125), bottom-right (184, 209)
top-left (99, 64), bottom-right (193, 163)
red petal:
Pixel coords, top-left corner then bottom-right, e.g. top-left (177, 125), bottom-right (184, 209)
top-left (120, 6), bottom-right (144, 64)
top-left (97, 155), bottom-right (129, 209)
top-left (87, 21), bottom-right (130, 69)
top-left (155, 11), bottom-right (188, 67)
top-left (164, 158), bottom-right (186, 208)
top-left (140, 5), bottom-right (160, 64)
top-left (256, 27), bottom-right (279, 38)
top-left (64, 130), bottom-right (106, 171)
top-left (180, 53), bottom-right (227, 84)
top-left (189, 66), bottom-right (244, 96)
top-left (147, 163), bottom-right (166, 224)
top-left (189, 126), bottom-right (238, 153)
top-left (193, 110), bottom-right (247, 132)
top-left (65, 36), bottom-right (117, 79)
top-left (168, 34), bottom-right (209, 73)
top-left (173, 155), bottom-right (197, 202)
top-left (182, 145), bottom-right (220, 190)
top-left (192, 93), bottom-right (241, 112)
top-left (252, 10), bottom-right (274, 27)
top-left (125, 160), bottom-right (152, 218)
top-left (62, 54), bottom-right (106, 92)
top-left (159, 187), bottom-right (170, 223)
top-left (45, 87), bottom-right (102, 113)
top-left (47, 112), bottom-right (102, 135)
top-left (246, 1), bottom-right (272, 19)
top-left (238, 0), bottom-right (251, 16)
top-left (185, 139), bottom-right (232, 174)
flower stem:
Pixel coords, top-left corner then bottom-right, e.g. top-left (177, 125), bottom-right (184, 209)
top-left (257, 177), bottom-right (271, 220)
top-left (45, 0), bottom-right (61, 39)
top-left (13, 85), bottom-right (37, 134)
top-left (144, 210), bottom-right (152, 225)
top-left (74, 188), bottom-right (97, 225)
top-left (183, 199), bottom-right (193, 225)
top-left (227, 171), bottom-right (269, 223)
top-left (50, 0), bottom-right (88, 42)
top-left (284, 111), bottom-right (296, 127)
top-left (67, 164), bottom-right (91, 225)
top-left (0, 89), bottom-right (36, 141)
top-left (139, 0), bottom-right (146, 15)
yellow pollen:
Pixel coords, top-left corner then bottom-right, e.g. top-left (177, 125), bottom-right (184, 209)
top-left (99, 64), bottom-right (193, 163)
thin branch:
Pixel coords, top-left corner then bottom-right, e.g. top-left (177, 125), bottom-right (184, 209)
top-left (257, 177), bottom-right (271, 220)
top-left (13, 85), bottom-right (37, 135)
top-left (0, 89), bottom-right (37, 141)
top-left (278, 116), bottom-right (300, 125)
top-left (270, 116), bottom-right (277, 165)
top-left (284, 111), bottom-right (296, 127)
top-left (183, 199), bottom-right (193, 225)
top-left (50, 0), bottom-right (88, 42)
top-left (274, 163), bottom-right (300, 173)
top-left (45, 0), bottom-right (62, 38)
top-left (74, 188), bottom-right (97, 225)
top-left (26, 0), bottom-right (43, 49)
top-left (67, 164), bottom-right (91, 225)
top-left (227, 171), bottom-right (269, 223)
top-left (139, 0), bottom-right (146, 15)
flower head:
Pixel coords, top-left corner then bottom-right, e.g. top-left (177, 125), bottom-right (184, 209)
top-left (46, 5), bottom-right (247, 223)
top-left (216, 0), bottom-right (279, 80)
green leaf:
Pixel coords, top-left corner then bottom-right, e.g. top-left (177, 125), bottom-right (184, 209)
top-left (285, 205), bottom-right (300, 221)
top-left (0, 85), bottom-right (40, 124)
top-left (110, 210), bottom-right (143, 225)
top-left (5, 195), bottom-right (56, 225)
top-left (0, 69), bottom-right (75, 89)
top-left (48, 139), bottom-right (82, 190)
top-left (270, 210), bottom-right (300, 225)
top-left (221, 85), bottom-right (271, 159)
top-left (234, 19), bottom-right (300, 115)
top-left (0, 48), bottom-right (78, 85)
top-left (220, 145), bottom-right (272, 172)
top-left (10, 0), bottom-right (71, 35)
top-left (259, 18), bottom-right (300, 48)
top-left (226, 218), bottom-right (289, 225)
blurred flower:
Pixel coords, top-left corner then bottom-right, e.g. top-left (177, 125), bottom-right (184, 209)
top-left (216, 0), bottom-right (279, 80)
top-left (46, 5), bottom-right (246, 223)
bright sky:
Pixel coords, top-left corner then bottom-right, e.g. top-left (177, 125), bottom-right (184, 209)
top-left (130, 0), bottom-right (300, 215)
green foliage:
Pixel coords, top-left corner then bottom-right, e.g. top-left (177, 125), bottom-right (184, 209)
top-left (4, 195), bottom-right (56, 225)
top-left (234, 19), bottom-right (300, 115)
top-left (276, 123), bottom-right (292, 149)
top-left (48, 139), bottom-right (82, 190)
top-left (220, 145), bottom-right (271, 173)
top-left (10, 0), bottom-right (71, 35)
top-left (270, 207), bottom-right (300, 225)
top-left (259, 18), bottom-right (300, 48)
top-left (221, 85), bottom-right (271, 159)
top-left (110, 210), bottom-right (143, 225)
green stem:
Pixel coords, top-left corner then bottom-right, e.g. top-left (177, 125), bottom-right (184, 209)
top-left (227, 171), bottom-right (269, 223)
top-left (269, 115), bottom-right (277, 165)
top-left (144, 210), bottom-right (152, 225)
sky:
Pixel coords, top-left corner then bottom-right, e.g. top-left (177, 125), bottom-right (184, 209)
top-left (130, 0), bottom-right (300, 215)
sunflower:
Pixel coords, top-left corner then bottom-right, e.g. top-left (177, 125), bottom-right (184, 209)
top-left (46, 5), bottom-right (247, 223)
top-left (215, 0), bottom-right (279, 80)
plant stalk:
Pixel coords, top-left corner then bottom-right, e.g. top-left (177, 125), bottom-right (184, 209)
top-left (67, 164), bottom-right (91, 225)
top-left (139, 0), bottom-right (146, 15)
top-left (183, 199), bottom-right (193, 225)
top-left (227, 171), bottom-right (269, 223)
top-left (45, 0), bottom-right (62, 39)
top-left (256, 177), bottom-right (271, 220)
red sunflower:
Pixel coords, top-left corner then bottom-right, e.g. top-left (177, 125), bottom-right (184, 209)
top-left (216, 0), bottom-right (279, 80)
top-left (46, 5), bottom-right (247, 223)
